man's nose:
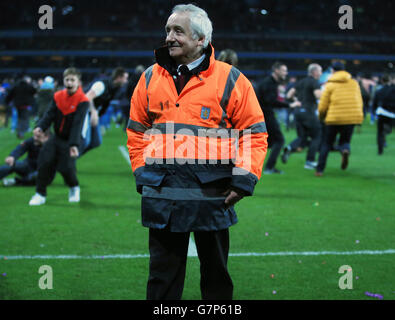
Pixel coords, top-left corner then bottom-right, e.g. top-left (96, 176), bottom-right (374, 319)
top-left (166, 30), bottom-right (175, 43)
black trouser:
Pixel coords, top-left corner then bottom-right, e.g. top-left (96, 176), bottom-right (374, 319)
top-left (36, 135), bottom-right (78, 196)
top-left (377, 115), bottom-right (394, 154)
top-left (264, 112), bottom-right (285, 170)
top-left (288, 110), bottom-right (321, 162)
top-left (147, 227), bottom-right (233, 300)
top-left (317, 124), bottom-right (354, 173)
top-left (16, 106), bottom-right (30, 137)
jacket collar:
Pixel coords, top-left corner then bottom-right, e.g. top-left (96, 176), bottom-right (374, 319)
top-left (155, 43), bottom-right (215, 77)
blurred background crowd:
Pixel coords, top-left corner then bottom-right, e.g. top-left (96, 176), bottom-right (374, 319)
top-left (0, 0), bottom-right (394, 137)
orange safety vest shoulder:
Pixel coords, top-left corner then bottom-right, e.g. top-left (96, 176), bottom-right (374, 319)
top-left (127, 45), bottom-right (268, 196)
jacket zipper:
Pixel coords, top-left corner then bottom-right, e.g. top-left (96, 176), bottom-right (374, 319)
top-left (59, 117), bottom-right (65, 133)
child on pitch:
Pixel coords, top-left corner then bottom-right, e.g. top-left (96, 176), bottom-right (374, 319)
top-left (29, 67), bottom-right (89, 205)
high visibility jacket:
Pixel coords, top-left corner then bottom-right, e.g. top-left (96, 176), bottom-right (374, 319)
top-left (126, 44), bottom-right (268, 232)
top-left (318, 71), bottom-right (363, 125)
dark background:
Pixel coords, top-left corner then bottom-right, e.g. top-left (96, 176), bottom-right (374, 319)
top-left (0, 0), bottom-right (394, 82)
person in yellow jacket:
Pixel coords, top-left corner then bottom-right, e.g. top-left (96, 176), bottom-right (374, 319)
top-left (126, 4), bottom-right (268, 300)
top-left (316, 62), bottom-right (363, 176)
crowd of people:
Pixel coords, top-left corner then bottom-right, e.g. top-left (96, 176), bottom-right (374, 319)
top-left (0, 64), bottom-right (145, 203)
top-left (1, 59), bottom-right (393, 190)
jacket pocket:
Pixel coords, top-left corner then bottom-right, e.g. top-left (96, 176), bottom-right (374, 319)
top-left (194, 170), bottom-right (232, 184)
top-left (135, 168), bottom-right (166, 194)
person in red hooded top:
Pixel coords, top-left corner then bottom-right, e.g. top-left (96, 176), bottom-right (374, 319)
top-left (29, 67), bottom-right (89, 206)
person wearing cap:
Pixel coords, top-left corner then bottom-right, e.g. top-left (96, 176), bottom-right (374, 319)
top-left (36, 76), bottom-right (55, 119)
top-left (316, 61), bottom-right (363, 176)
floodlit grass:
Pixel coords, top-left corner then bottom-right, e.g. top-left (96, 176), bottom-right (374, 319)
top-left (0, 119), bottom-right (394, 300)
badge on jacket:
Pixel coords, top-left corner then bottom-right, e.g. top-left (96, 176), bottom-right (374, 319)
top-left (201, 106), bottom-right (211, 120)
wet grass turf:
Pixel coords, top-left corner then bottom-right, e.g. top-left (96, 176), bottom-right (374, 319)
top-left (0, 118), bottom-right (394, 300)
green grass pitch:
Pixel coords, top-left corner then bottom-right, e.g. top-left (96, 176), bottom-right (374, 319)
top-left (0, 119), bottom-right (394, 300)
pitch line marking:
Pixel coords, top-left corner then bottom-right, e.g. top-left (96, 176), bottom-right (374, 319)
top-left (2, 249), bottom-right (395, 260)
top-left (118, 145), bottom-right (131, 165)
top-left (115, 146), bottom-right (395, 259)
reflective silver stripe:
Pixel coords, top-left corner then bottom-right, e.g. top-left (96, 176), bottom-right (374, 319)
top-left (247, 121), bottom-right (267, 134)
top-left (220, 67), bottom-right (241, 112)
top-left (144, 157), bottom-right (235, 165)
top-left (145, 65), bottom-right (154, 114)
top-left (145, 65), bottom-right (154, 89)
top-left (142, 186), bottom-right (226, 201)
top-left (127, 119), bottom-right (149, 132)
top-left (150, 122), bottom-right (233, 137)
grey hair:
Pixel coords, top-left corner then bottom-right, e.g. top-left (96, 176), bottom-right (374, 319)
top-left (172, 4), bottom-right (213, 48)
top-left (307, 63), bottom-right (322, 75)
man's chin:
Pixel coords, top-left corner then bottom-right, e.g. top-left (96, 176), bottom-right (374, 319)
top-left (67, 88), bottom-right (78, 94)
top-left (168, 47), bottom-right (182, 56)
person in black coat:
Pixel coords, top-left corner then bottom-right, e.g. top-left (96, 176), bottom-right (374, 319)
top-left (372, 73), bottom-right (395, 155)
top-left (1, 129), bottom-right (50, 186)
top-left (5, 75), bottom-right (37, 139)
top-left (256, 62), bottom-right (301, 174)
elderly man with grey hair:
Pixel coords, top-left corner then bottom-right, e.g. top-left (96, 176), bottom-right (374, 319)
top-left (126, 4), bottom-right (268, 300)
top-left (282, 63), bottom-right (323, 169)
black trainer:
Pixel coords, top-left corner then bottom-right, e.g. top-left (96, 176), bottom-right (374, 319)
top-left (341, 150), bottom-right (349, 170)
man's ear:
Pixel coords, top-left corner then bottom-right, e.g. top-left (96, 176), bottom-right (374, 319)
top-left (197, 36), bottom-right (205, 47)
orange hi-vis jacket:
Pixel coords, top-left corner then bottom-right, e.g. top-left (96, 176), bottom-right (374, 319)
top-left (126, 44), bottom-right (268, 232)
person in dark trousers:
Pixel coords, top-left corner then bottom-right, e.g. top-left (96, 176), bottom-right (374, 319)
top-left (316, 62), bottom-right (363, 176)
top-left (372, 73), bottom-right (395, 155)
top-left (29, 67), bottom-right (89, 205)
top-left (127, 4), bottom-right (268, 300)
top-left (5, 75), bottom-right (37, 139)
top-left (36, 76), bottom-right (55, 119)
top-left (1, 129), bottom-right (50, 186)
top-left (256, 62), bottom-right (301, 174)
top-left (80, 67), bottom-right (129, 155)
top-left (282, 63), bottom-right (322, 169)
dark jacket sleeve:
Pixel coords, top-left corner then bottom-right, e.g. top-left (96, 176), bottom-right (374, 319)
top-left (5, 86), bottom-right (15, 105)
top-left (68, 101), bottom-right (89, 148)
top-left (9, 138), bottom-right (32, 159)
top-left (36, 99), bottom-right (57, 131)
top-left (259, 79), bottom-right (289, 109)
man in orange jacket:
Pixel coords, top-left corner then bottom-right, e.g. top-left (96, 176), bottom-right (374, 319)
top-left (127, 4), bottom-right (268, 300)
